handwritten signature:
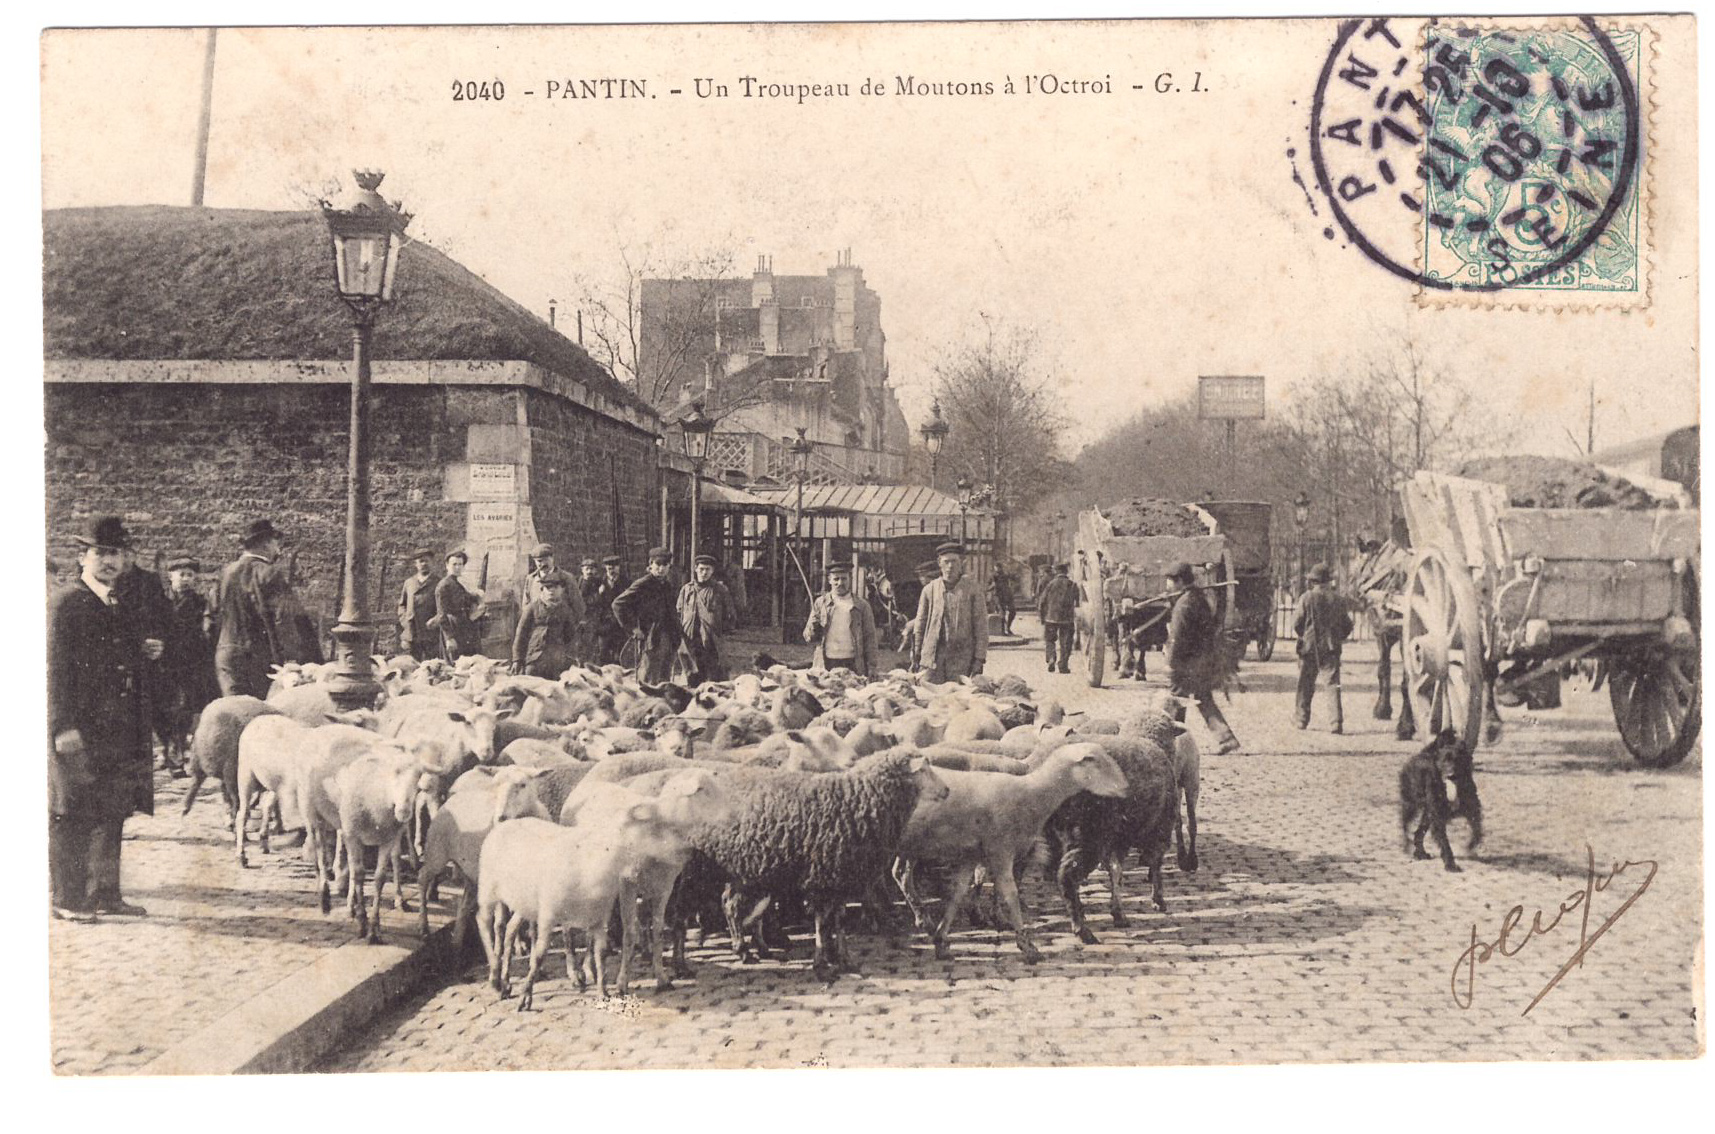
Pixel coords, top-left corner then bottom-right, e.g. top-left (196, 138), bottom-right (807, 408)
top-left (1451, 845), bottom-right (1657, 1015)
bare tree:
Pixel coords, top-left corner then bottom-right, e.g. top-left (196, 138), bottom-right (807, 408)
top-left (932, 321), bottom-right (1071, 514)
top-left (570, 236), bottom-right (737, 411)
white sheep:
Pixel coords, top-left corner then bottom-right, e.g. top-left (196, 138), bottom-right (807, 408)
top-left (894, 742), bottom-right (1128, 962)
top-left (416, 765), bottom-right (554, 949)
top-left (478, 778), bottom-right (728, 1006)
top-left (308, 740), bottom-right (436, 943)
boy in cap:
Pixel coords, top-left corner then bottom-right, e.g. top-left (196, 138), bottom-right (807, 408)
top-left (513, 574), bottom-right (579, 678)
top-left (678, 553), bottom-right (738, 683)
top-left (1037, 561), bottom-right (1079, 674)
top-left (1164, 561), bottom-right (1241, 754)
top-left (159, 555), bottom-right (217, 772)
top-left (611, 547), bottom-right (683, 683)
top-left (526, 542), bottom-right (585, 624)
top-left (914, 542), bottom-right (988, 683)
top-left (397, 547), bottom-right (441, 661)
top-left (1293, 562), bottom-right (1353, 733)
top-left (48, 516), bottom-right (157, 920)
top-left (214, 518), bottom-right (303, 698)
top-left (804, 562), bottom-right (878, 675)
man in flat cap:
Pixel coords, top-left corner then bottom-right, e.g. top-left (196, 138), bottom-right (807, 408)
top-left (214, 519), bottom-right (305, 698)
top-left (595, 554), bottom-right (628, 665)
top-left (1038, 561), bottom-right (1079, 674)
top-left (159, 554), bottom-right (217, 772)
top-left (1164, 561), bottom-right (1241, 754)
top-left (612, 547), bottom-right (682, 683)
top-left (678, 553), bottom-right (738, 683)
top-left (397, 547), bottom-right (441, 662)
top-left (914, 542), bottom-right (988, 683)
top-left (804, 562), bottom-right (879, 676)
top-left (525, 542), bottom-right (585, 624)
top-left (1293, 562), bottom-right (1353, 734)
top-left (513, 573), bottom-right (579, 678)
top-left (48, 516), bottom-right (156, 920)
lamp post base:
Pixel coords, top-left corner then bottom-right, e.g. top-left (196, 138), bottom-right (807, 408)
top-left (325, 620), bottom-right (381, 711)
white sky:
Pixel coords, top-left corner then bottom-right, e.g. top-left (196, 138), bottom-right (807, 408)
top-left (37, 18), bottom-right (1699, 461)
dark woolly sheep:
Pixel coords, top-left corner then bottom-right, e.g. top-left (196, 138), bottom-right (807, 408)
top-left (710, 708), bottom-right (774, 750)
top-left (995, 702), bottom-right (1037, 731)
top-left (620, 697), bottom-right (676, 730)
top-left (1040, 734), bottom-right (1178, 943)
top-left (183, 695), bottom-right (283, 826)
top-left (530, 762), bottom-right (597, 821)
top-left (675, 751), bottom-right (948, 981)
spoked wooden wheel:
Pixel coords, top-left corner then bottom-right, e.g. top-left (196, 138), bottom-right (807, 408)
top-left (1402, 549), bottom-right (1486, 750)
top-left (1610, 572), bottom-right (1700, 768)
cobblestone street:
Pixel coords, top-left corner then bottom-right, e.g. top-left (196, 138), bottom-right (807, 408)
top-left (319, 625), bottom-right (1704, 1071)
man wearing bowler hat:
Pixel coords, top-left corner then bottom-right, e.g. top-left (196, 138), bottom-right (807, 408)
top-left (48, 516), bottom-right (156, 920)
top-left (914, 542), bottom-right (988, 683)
top-left (678, 553), bottom-right (738, 683)
top-left (397, 547), bottom-right (441, 662)
top-left (612, 547), bottom-right (683, 683)
top-left (1165, 561), bottom-right (1241, 754)
top-left (1293, 562), bottom-right (1353, 734)
top-left (214, 518), bottom-right (304, 698)
top-left (803, 562), bottom-right (878, 676)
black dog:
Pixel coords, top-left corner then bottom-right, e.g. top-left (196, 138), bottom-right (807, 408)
top-left (1398, 728), bottom-right (1484, 873)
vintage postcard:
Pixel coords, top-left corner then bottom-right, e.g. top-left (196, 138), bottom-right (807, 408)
top-left (34, 12), bottom-right (1702, 1086)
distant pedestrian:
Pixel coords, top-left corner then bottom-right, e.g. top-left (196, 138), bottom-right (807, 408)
top-left (804, 563), bottom-right (879, 675)
top-left (1293, 563), bottom-right (1353, 734)
top-left (678, 554), bottom-right (738, 683)
top-left (596, 555), bottom-right (628, 665)
top-left (512, 574), bottom-right (579, 678)
top-left (915, 542), bottom-right (988, 683)
top-left (611, 547), bottom-right (682, 683)
top-left (214, 519), bottom-right (302, 698)
top-left (48, 516), bottom-right (156, 921)
top-left (992, 565), bottom-right (1016, 636)
top-left (159, 555), bottom-right (217, 772)
top-left (396, 547), bottom-right (440, 662)
top-left (1164, 561), bottom-right (1241, 755)
top-left (1038, 561), bottom-right (1078, 674)
top-left (431, 550), bottom-right (484, 661)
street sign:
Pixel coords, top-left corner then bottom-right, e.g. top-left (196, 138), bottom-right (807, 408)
top-left (1198, 375), bottom-right (1266, 420)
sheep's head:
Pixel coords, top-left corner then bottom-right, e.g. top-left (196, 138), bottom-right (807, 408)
top-left (490, 765), bottom-right (551, 826)
top-left (655, 769), bottom-right (734, 830)
top-left (905, 755), bottom-right (951, 804)
top-left (1058, 743), bottom-right (1128, 798)
top-left (447, 705), bottom-right (514, 762)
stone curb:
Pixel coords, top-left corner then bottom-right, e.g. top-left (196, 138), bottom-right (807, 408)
top-left (143, 921), bottom-right (455, 1076)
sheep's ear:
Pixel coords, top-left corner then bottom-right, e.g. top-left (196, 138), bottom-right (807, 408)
top-left (628, 802), bottom-right (660, 824)
top-left (495, 706), bottom-right (516, 720)
top-left (908, 755), bottom-right (928, 772)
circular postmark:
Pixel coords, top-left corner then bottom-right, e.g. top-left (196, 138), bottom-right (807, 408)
top-left (1309, 16), bottom-right (1639, 292)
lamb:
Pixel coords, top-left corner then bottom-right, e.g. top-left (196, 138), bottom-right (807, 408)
top-left (676, 751), bottom-right (949, 981)
top-left (1040, 734), bottom-right (1179, 943)
top-left (895, 742), bottom-right (1129, 962)
top-left (478, 775), bottom-right (732, 1006)
top-left (182, 695), bottom-right (282, 826)
top-left (308, 739), bottom-right (437, 943)
top-left (416, 765), bottom-right (554, 949)
top-left (233, 714), bottom-right (320, 867)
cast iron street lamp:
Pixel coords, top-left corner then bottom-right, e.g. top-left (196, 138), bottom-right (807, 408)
top-left (680, 402), bottom-right (715, 562)
top-left (956, 475), bottom-right (972, 545)
top-left (790, 426), bottom-right (813, 567)
top-left (1293, 491), bottom-right (1311, 597)
top-left (321, 170), bottom-right (411, 710)
top-left (919, 399), bottom-right (949, 489)
top-left (1052, 509), bottom-right (1066, 561)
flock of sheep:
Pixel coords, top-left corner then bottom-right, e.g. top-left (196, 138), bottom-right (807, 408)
top-left (181, 653), bottom-right (1201, 1008)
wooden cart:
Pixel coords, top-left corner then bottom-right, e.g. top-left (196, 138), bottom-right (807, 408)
top-left (1198, 500), bottom-right (1278, 660)
top-left (1397, 470), bottom-right (1700, 767)
top-left (1073, 505), bottom-right (1236, 688)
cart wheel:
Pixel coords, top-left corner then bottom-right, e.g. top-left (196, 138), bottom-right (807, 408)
top-left (1086, 601), bottom-right (1106, 688)
top-left (1402, 549), bottom-right (1486, 751)
top-left (1611, 572), bottom-right (1699, 768)
top-left (1254, 614), bottom-right (1277, 662)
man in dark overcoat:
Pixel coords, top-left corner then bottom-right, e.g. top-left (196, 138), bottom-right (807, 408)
top-left (396, 547), bottom-right (440, 661)
top-left (1293, 562), bottom-right (1354, 733)
top-left (595, 555), bottom-right (628, 665)
top-left (48, 516), bottom-right (156, 921)
top-left (214, 518), bottom-right (301, 698)
top-left (611, 547), bottom-right (682, 683)
top-left (1164, 561), bottom-right (1242, 755)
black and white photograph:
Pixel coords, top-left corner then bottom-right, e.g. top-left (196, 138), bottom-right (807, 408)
top-left (29, 8), bottom-right (1705, 1088)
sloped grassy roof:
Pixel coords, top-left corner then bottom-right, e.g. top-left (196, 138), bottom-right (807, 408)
top-left (43, 205), bottom-right (652, 418)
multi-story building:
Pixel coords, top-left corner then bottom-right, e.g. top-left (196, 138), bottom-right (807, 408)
top-left (640, 250), bottom-right (910, 485)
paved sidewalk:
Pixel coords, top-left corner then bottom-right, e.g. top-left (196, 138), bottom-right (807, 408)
top-left (48, 768), bottom-right (430, 1075)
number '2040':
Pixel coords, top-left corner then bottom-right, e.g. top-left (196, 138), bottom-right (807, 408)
top-left (452, 80), bottom-right (505, 101)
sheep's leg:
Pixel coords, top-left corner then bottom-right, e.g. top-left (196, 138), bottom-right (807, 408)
top-left (1412, 809), bottom-right (1434, 860)
top-left (966, 867), bottom-right (994, 929)
top-left (648, 886), bottom-right (675, 992)
top-left (1183, 793), bottom-right (1199, 874)
top-left (478, 902), bottom-right (500, 988)
top-left (893, 859), bottom-right (933, 933)
top-left (1149, 853), bottom-right (1168, 913)
top-left (616, 889), bottom-right (643, 996)
top-left (1058, 849), bottom-right (1097, 945)
top-left (235, 777), bottom-right (255, 868)
top-left (417, 862), bottom-right (437, 940)
top-left (592, 918), bottom-right (611, 998)
top-left (180, 766), bottom-right (206, 815)
top-left (344, 829), bottom-right (370, 940)
top-left (564, 928), bottom-right (587, 992)
top-left (388, 838), bottom-right (412, 914)
top-left (332, 830), bottom-right (349, 895)
top-left (720, 885), bottom-right (753, 963)
top-left (1106, 854), bottom-right (1129, 928)
top-left (258, 789), bottom-right (278, 855)
top-left (519, 921), bottom-right (548, 1012)
top-left (810, 906), bottom-right (839, 983)
top-left (496, 911), bottom-right (523, 1003)
top-left (992, 856), bottom-right (1041, 963)
top-left (309, 824), bottom-right (332, 915)
top-left (933, 867), bottom-right (978, 961)
top-left (832, 905), bottom-right (857, 973)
